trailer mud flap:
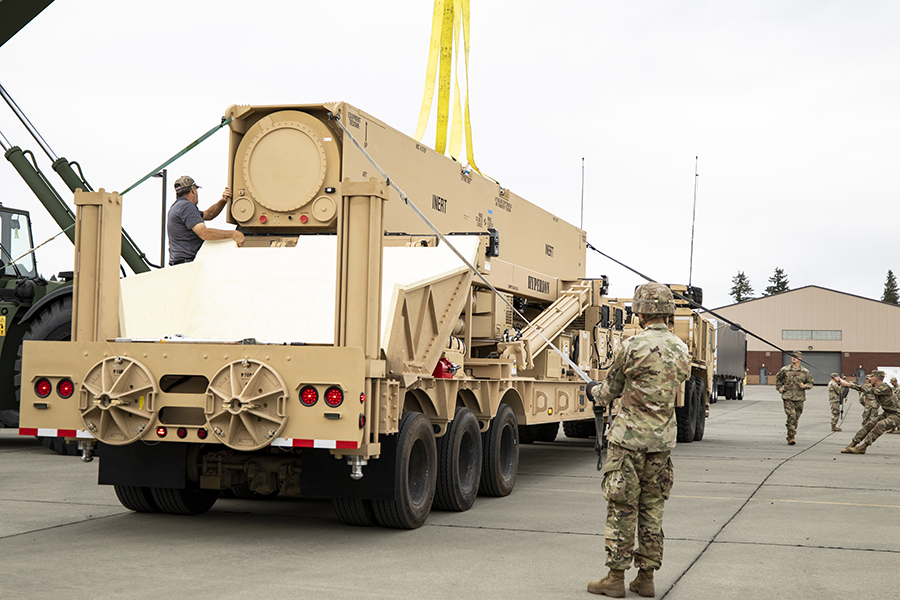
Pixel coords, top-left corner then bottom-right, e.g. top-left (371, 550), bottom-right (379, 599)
top-left (300, 439), bottom-right (398, 500)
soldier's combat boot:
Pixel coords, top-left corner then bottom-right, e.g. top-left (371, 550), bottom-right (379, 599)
top-left (831, 426), bottom-right (842, 432)
top-left (629, 568), bottom-right (656, 597)
top-left (588, 569), bottom-right (626, 597)
top-left (787, 435), bottom-right (796, 445)
top-left (848, 442), bottom-right (869, 454)
top-left (841, 441), bottom-right (857, 454)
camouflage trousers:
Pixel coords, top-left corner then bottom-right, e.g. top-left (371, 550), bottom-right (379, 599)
top-left (830, 401), bottom-right (841, 428)
top-left (783, 400), bottom-right (804, 438)
top-left (853, 413), bottom-right (900, 446)
top-left (861, 406), bottom-right (880, 428)
top-left (601, 443), bottom-right (674, 571)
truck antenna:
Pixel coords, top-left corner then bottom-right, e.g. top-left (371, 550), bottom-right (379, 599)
top-left (688, 156), bottom-right (699, 287)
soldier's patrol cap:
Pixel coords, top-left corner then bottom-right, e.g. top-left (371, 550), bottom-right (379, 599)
top-left (831, 373), bottom-right (839, 378)
top-left (174, 175), bottom-right (200, 193)
top-left (872, 370), bottom-right (886, 379)
top-left (791, 350), bottom-right (802, 358)
top-left (891, 377), bottom-right (898, 383)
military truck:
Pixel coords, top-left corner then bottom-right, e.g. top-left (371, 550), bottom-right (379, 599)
top-left (0, 204), bottom-right (72, 435)
top-left (20, 102), bottom-right (711, 528)
top-left (668, 284), bottom-right (715, 443)
top-left (714, 323), bottom-right (746, 400)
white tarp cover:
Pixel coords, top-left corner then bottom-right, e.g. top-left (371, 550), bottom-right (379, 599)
top-left (119, 236), bottom-right (479, 349)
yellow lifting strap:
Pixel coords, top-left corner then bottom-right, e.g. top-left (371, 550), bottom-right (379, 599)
top-left (413, 0), bottom-right (481, 174)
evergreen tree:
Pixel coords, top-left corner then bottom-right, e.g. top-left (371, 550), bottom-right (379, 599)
top-left (730, 271), bottom-right (753, 303)
top-left (764, 267), bottom-right (790, 296)
top-left (882, 270), bottom-right (899, 304)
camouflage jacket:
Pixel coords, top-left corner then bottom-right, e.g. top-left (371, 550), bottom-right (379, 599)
top-left (849, 382), bottom-right (891, 410)
top-left (774, 365), bottom-right (813, 401)
top-left (590, 323), bottom-right (691, 452)
top-left (827, 380), bottom-right (843, 404)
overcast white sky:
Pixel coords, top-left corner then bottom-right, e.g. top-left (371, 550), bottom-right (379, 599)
top-left (1, 0), bottom-right (897, 309)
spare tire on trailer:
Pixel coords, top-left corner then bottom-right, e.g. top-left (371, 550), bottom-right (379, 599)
top-left (12, 295), bottom-right (77, 455)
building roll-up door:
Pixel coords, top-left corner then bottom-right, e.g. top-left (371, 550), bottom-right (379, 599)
top-left (781, 351), bottom-right (841, 385)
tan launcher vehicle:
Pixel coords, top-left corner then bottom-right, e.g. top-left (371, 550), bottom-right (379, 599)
top-left (20, 102), bottom-right (711, 528)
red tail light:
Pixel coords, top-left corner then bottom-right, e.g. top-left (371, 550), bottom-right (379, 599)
top-left (176, 428), bottom-right (188, 439)
top-left (300, 386), bottom-right (318, 406)
top-left (35, 378), bottom-right (52, 398)
top-left (197, 428), bottom-right (208, 440)
top-left (156, 426), bottom-right (167, 438)
top-left (359, 392), bottom-right (366, 404)
top-left (57, 379), bottom-right (75, 399)
top-left (325, 386), bottom-right (344, 407)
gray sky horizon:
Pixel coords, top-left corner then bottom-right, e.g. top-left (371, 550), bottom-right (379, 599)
top-left (1, 0), bottom-right (897, 311)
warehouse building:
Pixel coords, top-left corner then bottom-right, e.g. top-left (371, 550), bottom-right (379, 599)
top-left (711, 285), bottom-right (900, 385)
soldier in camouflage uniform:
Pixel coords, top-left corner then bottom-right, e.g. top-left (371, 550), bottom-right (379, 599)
top-left (838, 370), bottom-right (899, 454)
top-left (827, 374), bottom-right (844, 431)
top-left (890, 378), bottom-right (900, 433)
top-left (851, 374), bottom-right (880, 429)
top-left (585, 283), bottom-right (690, 598)
top-left (774, 351), bottom-right (814, 444)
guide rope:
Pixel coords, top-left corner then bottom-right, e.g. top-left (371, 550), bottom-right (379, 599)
top-left (585, 242), bottom-right (838, 381)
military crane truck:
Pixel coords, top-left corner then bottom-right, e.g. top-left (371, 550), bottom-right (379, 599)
top-left (21, 101), bottom-right (651, 529)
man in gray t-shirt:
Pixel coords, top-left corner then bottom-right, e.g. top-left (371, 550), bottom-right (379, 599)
top-left (167, 175), bottom-right (244, 265)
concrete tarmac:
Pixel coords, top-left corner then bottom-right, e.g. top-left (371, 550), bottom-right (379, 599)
top-left (2, 384), bottom-right (899, 599)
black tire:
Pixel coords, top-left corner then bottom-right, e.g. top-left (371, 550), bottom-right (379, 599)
top-left (693, 379), bottom-right (707, 441)
top-left (0, 409), bottom-right (19, 428)
top-left (675, 377), bottom-right (697, 443)
top-left (11, 295), bottom-right (73, 449)
top-left (434, 407), bottom-right (482, 512)
top-left (479, 404), bottom-right (519, 497)
top-left (518, 424), bottom-right (537, 444)
top-left (151, 486), bottom-right (218, 515)
top-left (114, 485), bottom-right (160, 513)
top-left (534, 422), bottom-right (559, 442)
top-left (562, 419), bottom-right (597, 439)
top-left (228, 483), bottom-right (280, 500)
top-left (39, 436), bottom-right (81, 456)
top-left (737, 381), bottom-right (744, 400)
top-left (332, 497), bottom-right (378, 526)
top-left (372, 411), bottom-right (437, 529)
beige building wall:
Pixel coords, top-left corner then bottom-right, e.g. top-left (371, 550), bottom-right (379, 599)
top-left (711, 286), bottom-right (900, 353)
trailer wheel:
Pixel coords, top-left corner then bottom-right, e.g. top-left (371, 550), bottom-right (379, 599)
top-left (332, 498), bottom-right (378, 526)
top-left (150, 486), bottom-right (218, 515)
top-left (434, 407), bottom-right (482, 512)
top-left (114, 485), bottom-right (160, 513)
top-left (563, 419), bottom-right (597, 439)
top-left (9, 296), bottom-right (73, 452)
top-left (675, 377), bottom-right (697, 443)
top-left (372, 411), bottom-right (437, 529)
top-left (479, 404), bottom-right (519, 497)
top-left (737, 381), bottom-right (744, 400)
top-left (693, 379), bottom-right (707, 441)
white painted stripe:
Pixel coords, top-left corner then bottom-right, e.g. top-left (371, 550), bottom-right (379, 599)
top-left (37, 428), bottom-right (57, 437)
top-left (313, 439), bottom-right (337, 449)
top-left (271, 437), bottom-right (292, 447)
top-left (76, 431), bottom-right (94, 439)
